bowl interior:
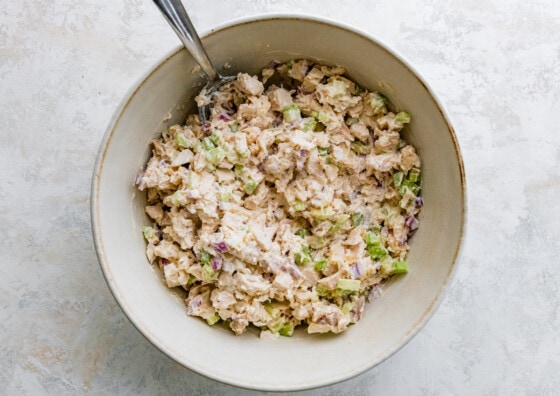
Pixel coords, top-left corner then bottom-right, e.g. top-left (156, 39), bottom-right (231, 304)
top-left (93, 16), bottom-right (465, 391)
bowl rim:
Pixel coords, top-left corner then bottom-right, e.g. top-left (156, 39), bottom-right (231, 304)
top-left (91, 12), bottom-right (467, 391)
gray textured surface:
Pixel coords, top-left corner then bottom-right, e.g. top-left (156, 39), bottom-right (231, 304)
top-left (1, 0), bottom-right (560, 394)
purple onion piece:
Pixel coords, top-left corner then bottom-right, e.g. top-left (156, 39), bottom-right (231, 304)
top-left (219, 113), bottom-right (232, 121)
top-left (405, 215), bottom-right (419, 231)
top-left (161, 258), bottom-right (170, 266)
top-left (349, 264), bottom-right (361, 279)
top-left (415, 196), bottom-right (424, 207)
top-left (187, 296), bottom-right (202, 315)
top-left (212, 255), bottom-right (223, 271)
top-left (213, 241), bottom-right (229, 254)
top-left (368, 285), bottom-right (383, 302)
top-left (300, 149), bottom-right (309, 158)
top-left (203, 122), bottom-right (211, 135)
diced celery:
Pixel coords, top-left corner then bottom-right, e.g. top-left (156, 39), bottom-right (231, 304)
top-left (279, 322), bottom-right (295, 337)
top-left (293, 200), bottom-right (306, 212)
top-left (368, 245), bottom-right (387, 260)
top-left (268, 319), bottom-right (285, 333)
top-left (395, 111), bottom-right (411, 124)
top-left (342, 301), bottom-right (354, 315)
top-left (408, 168), bottom-right (421, 183)
top-left (187, 172), bottom-right (200, 189)
top-left (315, 284), bottom-right (331, 297)
top-left (331, 80), bottom-right (349, 96)
top-left (219, 189), bottom-right (231, 202)
top-left (187, 274), bottom-right (196, 286)
top-left (392, 261), bottom-right (408, 274)
top-left (317, 147), bottom-right (329, 156)
top-left (364, 231), bottom-right (382, 247)
top-left (351, 140), bottom-right (372, 154)
top-left (229, 121), bottom-right (239, 132)
top-left (209, 131), bottom-right (221, 145)
top-left (314, 258), bottom-right (328, 271)
top-left (295, 247), bottom-right (311, 266)
top-left (345, 117), bottom-right (359, 126)
top-left (393, 171), bottom-right (404, 187)
top-left (205, 147), bottom-right (225, 164)
top-left (175, 134), bottom-right (189, 148)
top-left (264, 301), bottom-right (279, 318)
top-left (368, 93), bottom-right (387, 114)
top-left (233, 164), bottom-right (244, 178)
top-left (201, 264), bottom-right (215, 280)
top-left (351, 212), bottom-right (364, 226)
top-left (202, 136), bottom-right (215, 150)
top-left (282, 104), bottom-right (301, 123)
top-left (142, 226), bottom-right (155, 241)
top-left (336, 278), bottom-right (361, 292)
top-left (302, 117), bottom-right (317, 132)
top-left (170, 190), bottom-right (184, 206)
top-left (399, 179), bottom-right (421, 196)
top-left (200, 250), bottom-right (212, 266)
top-left (244, 178), bottom-right (258, 194)
top-left (310, 206), bottom-right (334, 221)
top-left (311, 110), bottom-right (331, 125)
top-left (295, 228), bottom-right (310, 238)
top-left (206, 313), bottom-right (221, 325)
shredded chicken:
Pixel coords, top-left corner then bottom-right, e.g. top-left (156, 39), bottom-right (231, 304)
top-left (136, 60), bottom-right (423, 337)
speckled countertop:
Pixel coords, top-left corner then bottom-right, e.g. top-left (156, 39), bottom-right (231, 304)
top-left (1, 1), bottom-right (559, 394)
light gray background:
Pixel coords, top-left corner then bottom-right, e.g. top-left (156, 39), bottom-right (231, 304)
top-left (1, 0), bottom-right (559, 394)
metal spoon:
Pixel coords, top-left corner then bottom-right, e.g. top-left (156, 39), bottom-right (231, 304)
top-left (152, 0), bottom-right (234, 122)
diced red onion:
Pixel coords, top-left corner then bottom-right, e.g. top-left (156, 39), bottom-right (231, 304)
top-left (415, 196), bottom-right (424, 207)
top-left (219, 113), bottom-right (232, 121)
top-left (161, 258), bottom-right (170, 266)
top-left (368, 285), bottom-right (383, 302)
top-left (405, 215), bottom-right (419, 231)
top-left (212, 255), bottom-right (223, 270)
top-left (349, 264), bottom-right (361, 279)
top-left (187, 296), bottom-right (202, 315)
top-left (300, 149), bottom-right (309, 158)
top-left (203, 122), bottom-right (211, 134)
top-left (213, 241), bottom-right (229, 253)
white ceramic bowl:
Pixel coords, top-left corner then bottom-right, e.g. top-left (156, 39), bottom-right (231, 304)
top-left (91, 15), bottom-right (466, 391)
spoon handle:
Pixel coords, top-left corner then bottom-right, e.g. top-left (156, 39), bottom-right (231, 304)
top-left (152, 0), bottom-right (219, 81)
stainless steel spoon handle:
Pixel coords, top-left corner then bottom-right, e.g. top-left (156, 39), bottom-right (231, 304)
top-left (152, 0), bottom-right (219, 81)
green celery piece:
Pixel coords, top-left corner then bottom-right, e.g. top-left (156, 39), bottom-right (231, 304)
top-left (336, 278), bottom-right (361, 292)
top-left (279, 322), bottom-right (295, 337)
top-left (317, 147), bottom-right (329, 156)
top-left (351, 212), bottom-right (364, 226)
top-left (345, 117), bottom-right (359, 126)
top-left (268, 319), bottom-right (285, 333)
top-left (303, 118), bottom-right (316, 132)
top-left (295, 247), bottom-right (311, 266)
top-left (314, 258), bottom-right (328, 272)
top-left (206, 313), bottom-right (221, 325)
top-left (408, 168), bottom-right (421, 183)
top-left (395, 111), bottom-right (411, 124)
top-left (392, 261), bottom-right (408, 274)
top-left (201, 264), bottom-right (215, 280)
top-left (170, 190), bottom-right (184, 206)
top-left (393, 171), bottom-right (404, 187)
top-left (200, 250), bottom-right (212, 266)
top-left (202, 136), bottom-right (215, 150)
top-left (293, 200), bottom-right (306, 212)
top-left (205, 147), bottom-right (225, 164)
top-left (310, 206), bottom-right (334, 221)
top-left (233, 164), bottom-right (244, 178)
top-left (142, 226), bottom-right (155, 240)
top-left (351, 140), bottom-right (372, 155)
top-left (209, 131), bottom-right (221, 145)
top-left (229, 121), bottom-right (239, 132)
top-left (368, 245), bottom-right (387, 260)
top-left (364, 231), bottom-right (382, 246)
top-left (244, 178), bottom-right (258, 194)
top-left (282, 103), bottom-right (302, 123)
top-left (315, 284), bottom-right (332, 298)
top-left (176, 134), bottom-right (189, 148)
top-left (295, 228), bottom-right (310, 238)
